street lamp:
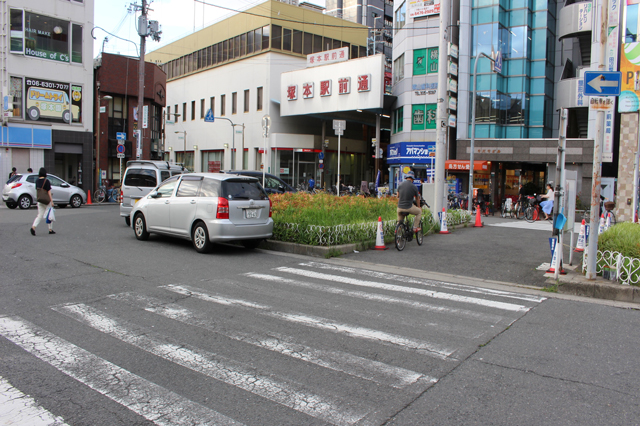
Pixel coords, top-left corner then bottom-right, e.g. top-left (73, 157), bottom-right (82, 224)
top-left (175, 130), bottom-right (187, 170)
top-left (95, 92), bottom-right (112, 192)
top-left (468, 51), bottom-right (496, 213)
top-left (163, 112), bottom-right (180, 158)
top-left (213, 117), bottom-right (242, 170)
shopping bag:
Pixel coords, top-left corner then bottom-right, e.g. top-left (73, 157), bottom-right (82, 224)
top-left (554, 207), bottom-right (566, 230)
top-left (45, 207), bottom-right (56, 224)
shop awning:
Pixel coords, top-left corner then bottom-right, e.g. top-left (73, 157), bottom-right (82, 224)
top-left (445, 160), bottom-right (490, 171)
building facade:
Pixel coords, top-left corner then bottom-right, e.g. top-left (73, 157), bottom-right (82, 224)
top-left (146, 0), bottom-right (386, 189)
top-left (1, 0), bottom-right (94, 191)
top-left (93, 53), bottom-right (167, 185)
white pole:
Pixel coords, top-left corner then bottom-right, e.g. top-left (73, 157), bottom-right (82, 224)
top-left (632, 113), bottom-right (640, 222)
top-left (337, 134), bottom-right (341, 195)
top-left (262, 134), bottom-right (266, 188)
top-left (434, 0), bottom-right (450, 214)
top-left (555, 108), bottom-right (568, 280)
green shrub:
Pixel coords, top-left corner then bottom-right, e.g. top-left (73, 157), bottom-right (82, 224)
top-left (598, 223), bottom-right (640, 259)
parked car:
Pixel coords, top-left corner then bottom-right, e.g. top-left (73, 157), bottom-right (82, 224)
top-left (120, 160), bottom-right (185, 226)
top-left (2, 173), bottom-right (86, 209)
top-left (222, 170), bottom-right (296, 194)
top-left (130, 173), bottom-right (273, 253)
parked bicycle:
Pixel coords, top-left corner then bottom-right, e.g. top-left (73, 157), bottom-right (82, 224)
top-left (525, 195), bottom-right (542, 223)
top-left (94, 185), bottom-right (107, 203)
top-left (395, 197), bottom-right (429, 251)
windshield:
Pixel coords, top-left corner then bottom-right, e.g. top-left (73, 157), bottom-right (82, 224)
top-left (222, 180), bottom-right (268, 200)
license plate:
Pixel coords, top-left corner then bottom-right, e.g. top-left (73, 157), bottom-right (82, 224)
top-left (245, 209), bottom-right (258, 219)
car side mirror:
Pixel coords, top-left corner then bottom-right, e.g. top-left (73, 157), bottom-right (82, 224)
top-left (150, 191), bottom-right (161, 198)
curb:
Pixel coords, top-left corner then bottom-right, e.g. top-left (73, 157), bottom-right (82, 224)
top-left (547, 271), bottom-right (640, 305)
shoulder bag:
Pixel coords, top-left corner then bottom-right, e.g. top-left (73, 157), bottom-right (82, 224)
top-left (37, 179), bottom-right (51, 204)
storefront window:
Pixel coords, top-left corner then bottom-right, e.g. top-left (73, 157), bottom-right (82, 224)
top-left (24, 12), bottom-right (70, 62)
top-left (10, 9), bottom-right (24, 53)
top-left (202, 150), bottom-right (224, 172)
top-left (9, 76), bottom-right (23, 118)
top-left (272, 25), bottom-right (282, 50)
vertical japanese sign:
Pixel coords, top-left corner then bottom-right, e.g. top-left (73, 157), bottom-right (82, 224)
top-left (427, 47), bottom-right (439, 74)
top-left (603, 0), bottom-right (619, 162)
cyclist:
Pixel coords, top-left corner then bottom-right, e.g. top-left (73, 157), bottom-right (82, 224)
top-left (308, 178), bottom-right (315, 192)
top-left (540, 183), bottom-right (554, 220)
top-left (397, 171), bottom-right (422, 233)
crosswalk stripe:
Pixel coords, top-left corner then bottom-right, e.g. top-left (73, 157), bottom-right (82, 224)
top-left (0, 316), bottom-right (243, 426)
top-left (0, 375), bottom-right (69, 426)
top-left (163, 284), bottom-right (457, 360)
top-left (53, 303), bottom-right (372, 426)
top-left (300, 262), bottom-right (547, 303)
top-left (275, 267), bottom-right (531, 312)
top-left (109, 292), bottom-right (433, 390)
top-left (245, 272), bottom-right (504, 324)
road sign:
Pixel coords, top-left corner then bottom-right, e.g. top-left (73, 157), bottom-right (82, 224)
top-left (204, 109), bottom-right (215, 122)
top-left (117, 153), bottom-right (125, 159)
top-left (493, 50), bottom-right (502, 73)
top-left (584, 72), bottom-right (622, 96)
top-left (116, 132), bottom-right (126, 144)
top-left (333, 120), bottom-right (346, 131)
top-left (116, 144), bottom-right (126, 154)
top-left (318, 163), bottom-right (324, 169)
top-left (318, 152), bottom-right (324, 160)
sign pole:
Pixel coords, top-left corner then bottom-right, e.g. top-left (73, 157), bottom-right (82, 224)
top-left (337, 133), bottom-right (341, 195)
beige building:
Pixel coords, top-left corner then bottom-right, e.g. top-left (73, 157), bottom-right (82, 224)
top-left (145, 0), bottom-right (378, 188)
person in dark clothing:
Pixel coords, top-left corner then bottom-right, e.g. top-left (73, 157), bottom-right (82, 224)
top-left (397, 171), bottom-right (422, 232)
top-left (8, 167), bottom-right (17, 182)
top-left (31, 168), bottom-right (55, 236)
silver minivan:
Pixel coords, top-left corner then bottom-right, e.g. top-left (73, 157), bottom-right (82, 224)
top-left (119, 160), bottom-right (185, 226)
top-left (130, 173), bottom-right (273, 253)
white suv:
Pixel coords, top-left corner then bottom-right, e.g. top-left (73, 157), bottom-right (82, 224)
top-left (119, 161), bottom-right (185, 226)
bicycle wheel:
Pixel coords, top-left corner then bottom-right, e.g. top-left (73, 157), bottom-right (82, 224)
top-left (525, 206), bottom-right (534, 223)
top-left (515, 206), bottom-right (524, 220)
top-left (95, 189), bottom-right (106, 203)
top-left (395, 222), bottom-right (407, 251)
top-left (415, 224), bottom-right (423, 245)
top-left (500, 204), bottom-right (507, 218)
top-left (112, 188), bottom-right (121, 203)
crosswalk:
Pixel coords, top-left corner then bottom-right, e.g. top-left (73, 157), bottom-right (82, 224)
top-left (0, 261), bottom-right (546, 426)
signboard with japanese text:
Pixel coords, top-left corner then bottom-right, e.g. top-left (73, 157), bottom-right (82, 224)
top-left (24, 77), bottom-right (82, 124)
top-left (408, 0), bottom-right (441, 18)
top-left (387, 141), bottom-right (436, 164)
top-left (306, 47), bottom-right (349, 68)
top-left (577, 3), bottom-right (592, 32)
top-left (281, 55), bottom-right (384, 116)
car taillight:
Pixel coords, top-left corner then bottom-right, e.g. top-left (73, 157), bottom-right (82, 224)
top-left (10, 183), bottom-right (22, 189)
top-left (269, 198), bottom-right (272, 218)
top-left (216, 197), bottom-right (229, 219)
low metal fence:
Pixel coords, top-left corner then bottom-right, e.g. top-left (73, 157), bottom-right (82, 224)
top-left (581, 249), bottom-right (640, 285)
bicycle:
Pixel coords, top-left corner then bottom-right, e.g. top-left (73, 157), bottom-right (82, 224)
top-left (109, 186), bottom-right (121, 203)
top-left (500, 198), bottom-right (514, 218)
top-left (513, 197), bottom-right (527, 220)
top-left (525, 195), bottom-right (542, 223)
top-left (394, 198), bottom-right (429, 251)
top-left (94, 185), bottom-right (107, 203)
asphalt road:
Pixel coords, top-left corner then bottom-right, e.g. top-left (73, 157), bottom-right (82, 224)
top-left (0, 204), bottom-right (637, 426)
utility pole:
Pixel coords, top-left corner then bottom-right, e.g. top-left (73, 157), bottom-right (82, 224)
top-left (434, 0), bottom-right (450, 214)
top-left (137, 0), bottom-right (147, 160)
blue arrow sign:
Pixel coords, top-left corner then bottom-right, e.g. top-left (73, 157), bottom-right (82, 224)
top-left (493, 50), bottom-right (502, 74)
top-left (583, 71), bottom-right (622, 96)
top-left (204, 109), bottom-right (215, 122)
top-left (116, 132), bottom-right (126, 140)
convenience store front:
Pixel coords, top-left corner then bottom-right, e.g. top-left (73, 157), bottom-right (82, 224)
top-left (387, 141), bottom-right (435, 194)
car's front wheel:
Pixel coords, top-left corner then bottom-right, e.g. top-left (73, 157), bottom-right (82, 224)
top-left (5, 202), bottom-right (17, 209)
top-left (134, 213), bottom-right (149, 240)
top-left (18, 194), bottom-right (32, 209)
top-left (70, 194), bottom-right (82, 208)
top-left (192, 221), bottom-right (212, 253)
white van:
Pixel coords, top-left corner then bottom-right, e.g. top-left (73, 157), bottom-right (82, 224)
top-left (119, 160), bottom-right (185, 226)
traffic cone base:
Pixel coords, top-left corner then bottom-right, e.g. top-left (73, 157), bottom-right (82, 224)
top-left (474, 206), bottom-right (483, 227)
top-left (373, 216), bottom-right (388, 250)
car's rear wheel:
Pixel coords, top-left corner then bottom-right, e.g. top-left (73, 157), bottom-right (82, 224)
top-left (192, 221), bottom-right (212, 253)
top-left (18, 194), bottom-right (32, 209)
top-left (70, 194), bottom-right (82, 208)
top-left (5, 202), bottom-right (17, 209)
top-left (242, 239), bottom-right (262, 250)
top-left (134, 213), bottom-right (149, 240)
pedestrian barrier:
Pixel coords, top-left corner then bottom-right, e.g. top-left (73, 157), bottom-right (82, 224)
top-left (574, 219), bottom-right (586, 252)
top-left (439, 208), bottom-right (451, 234)
top-left (581, 249), bottom-right (640, 285)
top-left (372, 217), bottom-right (387, 250)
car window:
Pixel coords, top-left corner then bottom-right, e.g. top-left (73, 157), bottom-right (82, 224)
top-left (200, 178), bottom-right (221, 197)
top-left (26, 175), bottom-right (37, 184)
top-left (171, 171), bottom-right (183, 177)
top-left (222, 180), bottom-right (268, 200)
top-left (161, 171), bottom-right (170, 182)
top-left (47, 176), bottom-right (64, 186)
top-left (125, 169), bottom-right (157, 187)
top-left (156, 178), bottom-right (178, 198)
top-left (176, 176), bottom-right (202, 197)
top-left (266, 177), bottom-right (281, 190)
top-left (8, 175), bottom-right (22, 184)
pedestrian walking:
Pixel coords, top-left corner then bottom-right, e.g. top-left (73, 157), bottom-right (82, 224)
top-left (30, 168), bottom-right (55, 236)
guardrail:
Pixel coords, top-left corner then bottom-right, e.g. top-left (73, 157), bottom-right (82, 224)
top-left (581, 249), bottom-right (640, 285)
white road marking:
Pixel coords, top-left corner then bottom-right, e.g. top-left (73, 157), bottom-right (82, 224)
top-left (53, 303), bottom-right (371, 426)
top-left (163, 284), bottom-right (456, 360)
top-left (246, 272), bottom-right (504, 330)
top-left (300, 262), bottom-right (546, 303)
top-left (0, 375), bottom-right (69, 426)
top-left (0, 316), bottom-right (243, 426)
top-left (274, 267), bottom-right (531, 312)
top-left (108, 292), bottom-right (433, 390)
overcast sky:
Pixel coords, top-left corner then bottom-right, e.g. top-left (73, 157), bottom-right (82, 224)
top-left (93, 0), bottom-right (326, 58)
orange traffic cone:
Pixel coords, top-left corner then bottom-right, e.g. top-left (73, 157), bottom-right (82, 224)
top-left (86, 189), bottom-right (92, 205)
top-left (474, 205), bottom-right (483, 227)
top-left (373, 216), bottom-right (388, 250)
top-left (574, 219), bottom-right (586, 252)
